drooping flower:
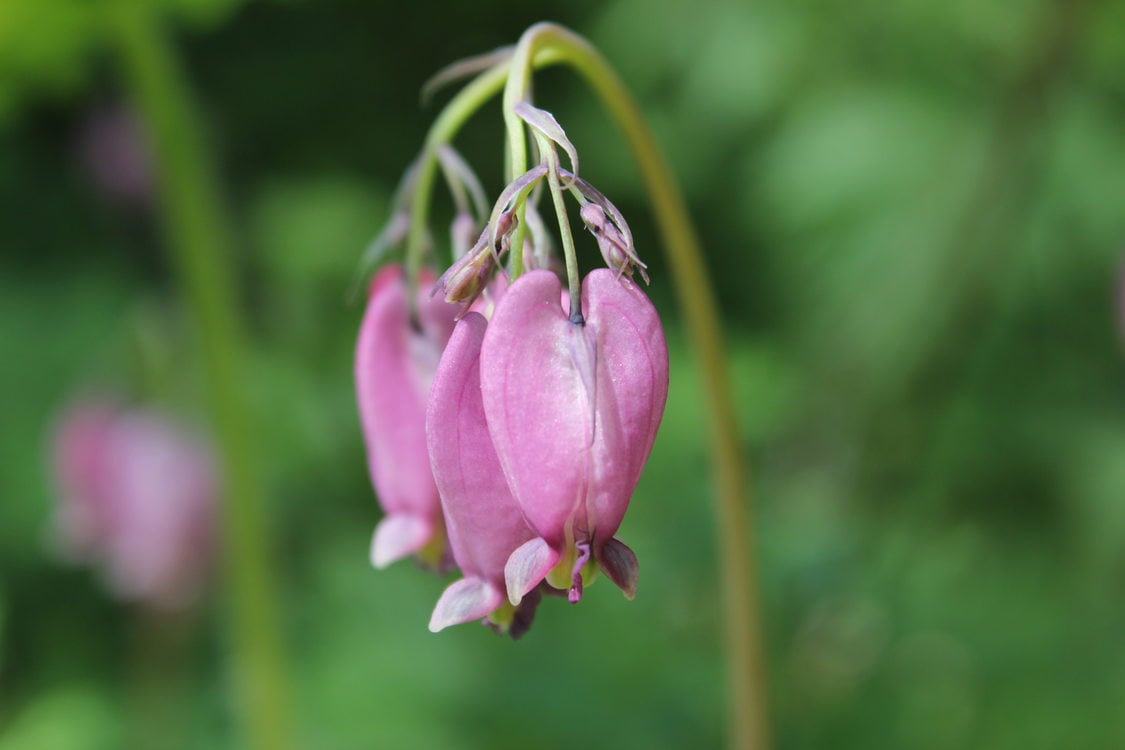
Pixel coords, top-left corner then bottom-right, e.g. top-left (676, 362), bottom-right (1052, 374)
top-left (355, 263), bottom-right (458, 568)
top-left (50, 398), bottom-right (216, 610)
top-left (425, 312), bottom-right (541, 637)
top-left (479, 268), bottom-right (669, 604)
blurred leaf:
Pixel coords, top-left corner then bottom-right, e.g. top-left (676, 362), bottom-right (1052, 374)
top-left (0, 685), bottom-right (121, 750)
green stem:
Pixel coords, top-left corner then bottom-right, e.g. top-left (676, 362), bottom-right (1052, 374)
top-left (502, 33), bottom-right (538, 181)
top-left (110, 5), bottom-right (293, 750)
top-left (538, 137), bottom-right (583, 319)
top-left (513, 23), bottom-right (771, 750)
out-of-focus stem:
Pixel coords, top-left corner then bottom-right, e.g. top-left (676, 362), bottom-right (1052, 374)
top-left (110, 5), bottom-right (293, 750)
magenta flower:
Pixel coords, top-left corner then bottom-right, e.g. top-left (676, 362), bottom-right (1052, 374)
top-left (479, 269), bottom-right (669, 604)
top-left (355, 263), bottom-right (458, 568)
top-left (51, 398), bottom-right (216, 610)
top-left (425, 313), bottom-right (540, 636)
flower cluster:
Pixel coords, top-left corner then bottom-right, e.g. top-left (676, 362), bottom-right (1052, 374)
top-left (355, 97), bottom-right (668, 637)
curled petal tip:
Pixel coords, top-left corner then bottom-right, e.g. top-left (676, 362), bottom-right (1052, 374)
top-left (597, 537), bottom-right (639, 600)
top-left (504, 537), bottom-right (560, 606)
top-left (428, 577), bottom-right (504, 633)
top-left (370, 514), bottom-right (432, 569)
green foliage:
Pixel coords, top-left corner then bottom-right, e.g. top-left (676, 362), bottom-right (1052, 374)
top-left (1, 0), bottom-right (1123, 747)
top-left (0, 0), bottom-right (241, 121)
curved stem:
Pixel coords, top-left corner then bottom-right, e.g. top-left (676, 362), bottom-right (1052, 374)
top-left (110, 5), bottom-right (293, 750)
top-left (533, 24), bottom-right (771, 750)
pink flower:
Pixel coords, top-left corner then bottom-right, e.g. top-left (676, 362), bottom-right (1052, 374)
top-left (51, 399), bottom-right (216, 610)
top-left (355, 263), bottom-right (458, 568)
top-left (425, 313), bottom-right (541, 636)
top-left (478, 269), bottom-right (669, 604)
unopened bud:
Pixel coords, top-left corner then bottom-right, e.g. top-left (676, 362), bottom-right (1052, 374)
top-left (581, 203), bottom-right (640, 280)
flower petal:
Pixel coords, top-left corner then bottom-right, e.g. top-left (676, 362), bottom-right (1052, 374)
top-left (580, 269), bottom-right (669, 537)
top-left (504, 537), bottom-right (560, 605)
top-left (480, 270), bottom-right (591, 544)
top-left (428, 577), bottom-right (504, 632)
top-left (370, 513), bottom-right (433, 569)
top-left (355, 264), bottom-right (457, 565)
top-left (596, 536), bottom-right (639, 600)
top-left (427, 313), bottom-right (533, 584)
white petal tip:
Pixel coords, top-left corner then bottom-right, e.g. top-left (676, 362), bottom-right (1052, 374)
top-left (428, 578), bottom-right (503, 633)
top-left (370, 514), bottom-right (432, 569)
top-left (504, 537), bottom-right (560, 607)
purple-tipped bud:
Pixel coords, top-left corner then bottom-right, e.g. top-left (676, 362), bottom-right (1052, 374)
top-left (434, 211), bottom-right (520, 313)
top-left (432, 236), bottom-right (495, 311)
top-left (355, 264), bottom-right (458, 569)
top-left (426, 313), bottom-right (541, 637)
top-left (580, 202), bottom-right (649, 283)
top-left (480, 269), bottom-right (669, 604)
top-left (50, 399), bottom-right (216, 610)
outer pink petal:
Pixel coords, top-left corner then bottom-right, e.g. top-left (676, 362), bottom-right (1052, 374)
top-left (479, 270), bottom-right (591, 545)
top-left (580, 269), bottom-right (669, 538)
top-left (355, 264), bottom-right (456, 565)
top-left (426, 313), bottom-right (534, 586)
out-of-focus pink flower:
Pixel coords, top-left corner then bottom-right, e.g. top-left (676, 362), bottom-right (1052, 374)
top-left (51, 399), bottom-right (216, 610)
top-left (479, 269), bottom-right (669, 604)
top-left (355, 263), bottom-right (458, 568)
top-left (426, 313), bottom-right (541, 636)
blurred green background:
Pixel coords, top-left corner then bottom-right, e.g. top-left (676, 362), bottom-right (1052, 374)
top-left (2, 0), bottom-right (1124, 748)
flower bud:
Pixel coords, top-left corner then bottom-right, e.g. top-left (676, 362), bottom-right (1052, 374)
top-left (580, 202), bottom-right (649, 283)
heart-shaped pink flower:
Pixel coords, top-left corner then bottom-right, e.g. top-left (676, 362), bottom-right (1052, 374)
top-left (355, 263), bottom-right (458, 568)
top-left (479, 268), bottom-right (669, 604)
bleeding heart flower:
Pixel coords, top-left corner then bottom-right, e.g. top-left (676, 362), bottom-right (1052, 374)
top-left (425, 313), bottom-right (541, 637)
top-left (480, 268), bottom-right (669, 604)
top-left (355, 263), bottom-right (458, 568)
top-left (50, 398), bottom-right (216, 610)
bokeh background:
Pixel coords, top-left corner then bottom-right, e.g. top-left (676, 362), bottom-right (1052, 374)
top-left (2, 0), bottom-right (1124, 748)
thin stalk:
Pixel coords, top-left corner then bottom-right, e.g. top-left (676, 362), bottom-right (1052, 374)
top-left (110, 5), bottom-right (293, 750)
top-left (537, 137), bottom-right (583, 319)
top-left (514, 23), bottom-right (771, 750)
